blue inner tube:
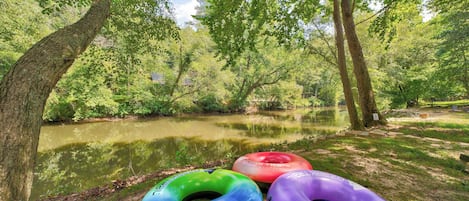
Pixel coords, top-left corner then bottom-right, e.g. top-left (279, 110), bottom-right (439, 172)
top-left (267, 170), bottom-right (386, 201)
top-left (142, 169), bottom-right (262, 201)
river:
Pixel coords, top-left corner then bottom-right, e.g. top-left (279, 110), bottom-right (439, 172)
top-left (32, 107), bottom-right (349, 200)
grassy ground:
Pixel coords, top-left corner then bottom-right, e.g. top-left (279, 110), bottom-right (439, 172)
top-left (44, 109), bottom-right (469, 201)
top-left (282, 136), bottom-right (468, 200)
top-left (420, 99), bottom-right (469, 108)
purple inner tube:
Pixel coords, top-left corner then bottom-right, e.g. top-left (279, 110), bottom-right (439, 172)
top-left (266, 170), bottom-right (386, 201)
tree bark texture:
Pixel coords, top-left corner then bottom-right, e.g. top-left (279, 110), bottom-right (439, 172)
top-left (333, 0), bottom-right (364, 130)
top-left (340, 0), bottom-right (386, 127)
top-left (0, 0), bottom-right (110, 200)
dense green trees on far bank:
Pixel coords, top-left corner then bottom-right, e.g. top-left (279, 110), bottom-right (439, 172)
top-left (1, 0), bottom-right (467, 123)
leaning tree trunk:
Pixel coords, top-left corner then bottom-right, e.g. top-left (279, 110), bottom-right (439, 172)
top-left (333, 0), bottom-right (364, 130)
top-left (0, 0), bottom-right (110, 200)
top-left (340, 0), bottom-right (386, 127)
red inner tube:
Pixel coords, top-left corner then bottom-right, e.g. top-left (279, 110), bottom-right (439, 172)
top-left (232, 152), bottom-right (312, 183)
top-left (260, 154), bottom-right (291, 163)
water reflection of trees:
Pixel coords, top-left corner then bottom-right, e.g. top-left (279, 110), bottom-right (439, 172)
top-left (216, 122), bottom-right (337, 138)
top-left (31, 137), bottom-right (255, 200)
top-left (258, 108), bottom-right (348, 126)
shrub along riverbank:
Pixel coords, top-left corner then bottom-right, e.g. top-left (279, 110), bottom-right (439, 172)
top-left (39, 109), bottom-right (469, 201)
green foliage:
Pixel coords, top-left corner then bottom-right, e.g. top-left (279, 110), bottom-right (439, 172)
top-left (198, 0), bottom-right (322, 65)
top-left (368, 0), bottom-right (422, 46)
top-left (296, 56), bottom-right (341, 107)
top-left (197, 0), bottom-right (265, 65)
top-left (356, 4), bottom-right (439, 108)
top-left (42, 91), bottom-right (75, 121)
top-left (318, 81), bottom-right (341, 106)
top-left (367, 0), bottom-right (468, 100)
top-left (431, 0), bottom-right (469, 98)
top-left (44, 46), bottom-right (119, 121)
top-left (266, 0), bottom-right (323, 46)
top-left (0, 51), bottom-right (21, 80)
top-left (226, 42), bottom-right (304, 110)
top-left (36, 0), bottom-right (92, 14)
top-left (197, 93), bottom-right (228, 113)
top-left (106, 0), bottom-right (179, 45)
top-left (256, 81), bottom-right (308, 109)
top-left (0, 0), bottom-right (59, 79)
top-left (36, 0), bottom-right (178, 43)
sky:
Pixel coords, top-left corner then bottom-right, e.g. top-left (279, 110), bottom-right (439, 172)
top-left (171, 0), bottom-right (200, 27)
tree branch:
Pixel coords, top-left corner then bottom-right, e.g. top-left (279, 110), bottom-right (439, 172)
top-left (311, 21), bottom-right (337, 61)
top-left (307, 46), bottom-right (337, 66)
top-left (355, 4), bottom-right (392, 26)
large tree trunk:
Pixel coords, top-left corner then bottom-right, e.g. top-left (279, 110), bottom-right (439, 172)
top-left (340, 0), bottom-right (386, 127)
top-left (333, 0), bottom-right (363, 130)
top-left (0, 1), bottom-right (110, 200)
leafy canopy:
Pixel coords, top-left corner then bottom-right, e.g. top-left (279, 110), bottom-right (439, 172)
top-left (198, 0), bottom-right (322, 66)
top-left (36, 0), bottom-right (179, 42)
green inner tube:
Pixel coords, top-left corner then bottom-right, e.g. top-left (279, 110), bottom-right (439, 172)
top-left (142, 168), bottom-right (262, 201)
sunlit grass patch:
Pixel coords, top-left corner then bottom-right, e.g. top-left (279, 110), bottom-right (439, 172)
top-left (398, 128), bottom-right (469, 143)
top-left (390, 112), bottom-right (469, 142)
top-left (421, 99), bottom-right (469, 108)
top-left (399, 121), bottom-right (469, 130)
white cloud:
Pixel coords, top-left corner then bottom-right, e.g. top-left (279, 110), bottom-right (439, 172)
top-left (173, 0), bottom-right (200, 26)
